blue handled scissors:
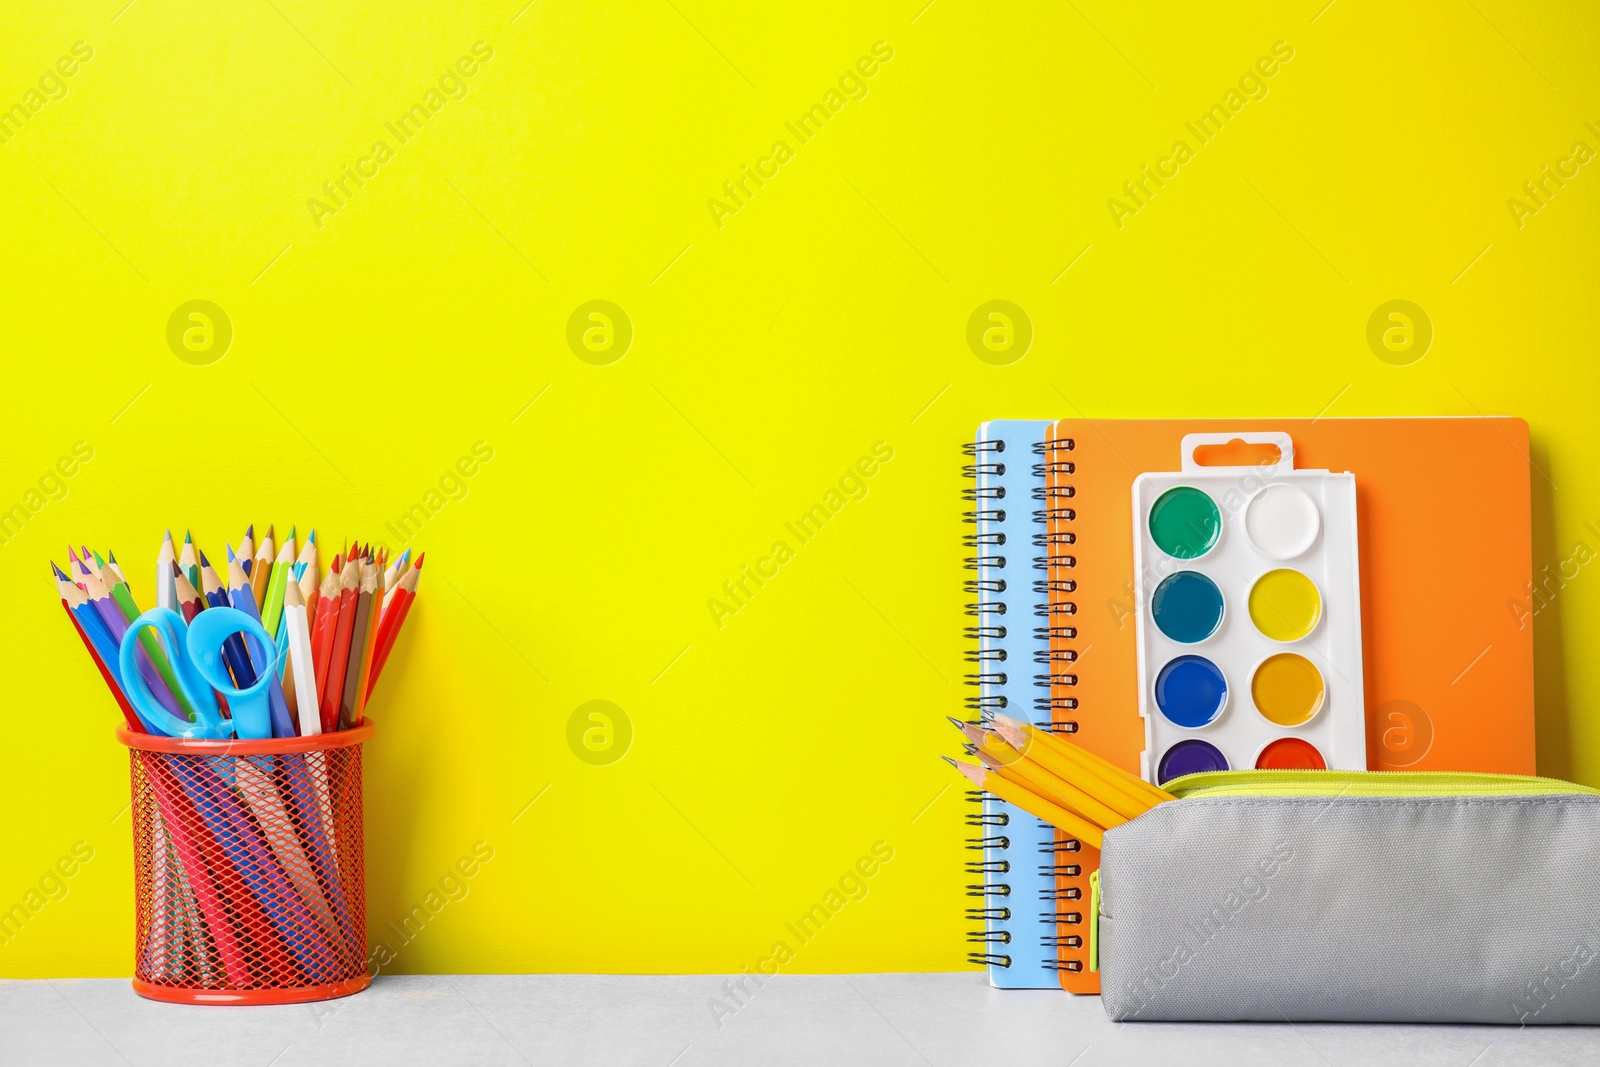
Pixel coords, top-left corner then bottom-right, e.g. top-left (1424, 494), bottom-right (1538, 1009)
top-left (118, 607), bottom-right (280, 740)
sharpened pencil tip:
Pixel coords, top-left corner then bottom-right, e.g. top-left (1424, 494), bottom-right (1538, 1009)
top-left (946, 715), bottom-right (971, 731)
top-left (163, 529), bottom-right (172, 542)
top-left (198, 550), bottom-right (212, 568)
top-left (183, 529), bottom-right (192, 544)
top-left (50, 561), bottom-right (68, 580)
top-left (941, 755), bottom-right (958, 767)
top-left (265, 524), bottom-right (275, 539)
top-left (287, 524), bottom-right (296, 539)
top-left (414, 552), bottom-right (426, 568)
top-left (226, 544), bottom-right (235, 561)
top-left (307, 528), bottom-right (316, 543)
top-left (108, 551), bottom-right (118, 564)
top-left (246, 524), bottom-right (254, 537)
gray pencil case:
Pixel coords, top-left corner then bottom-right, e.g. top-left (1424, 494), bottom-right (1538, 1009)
top-left (1094, 770), bottom-right (1600, 1024)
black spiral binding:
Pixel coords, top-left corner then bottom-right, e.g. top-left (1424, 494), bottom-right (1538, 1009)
top-left (962, 438), bottom-right (1011, 969)
top-left (1033, 436), bottom-right (1086, 973)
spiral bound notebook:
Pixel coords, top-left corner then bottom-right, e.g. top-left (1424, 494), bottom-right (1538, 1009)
top-left (963, 420), bottom-right (1060, 989)
top-left (966, 416), bottom-right (1536, 993)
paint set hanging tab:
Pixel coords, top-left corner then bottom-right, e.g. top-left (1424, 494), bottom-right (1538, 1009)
top-left (1130, 432), bottom-right (1366, 782)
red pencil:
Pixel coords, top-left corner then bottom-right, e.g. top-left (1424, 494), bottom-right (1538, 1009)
top-left (310, 564), bottom-right (342, 724)
top-left (317, 557), bottom-right (360, 733)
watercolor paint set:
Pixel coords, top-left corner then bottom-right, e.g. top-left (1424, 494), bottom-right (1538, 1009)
top-left (1130, 432), bottom-right (1366, 782)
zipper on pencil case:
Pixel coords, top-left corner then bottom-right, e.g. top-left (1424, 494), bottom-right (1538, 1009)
top-left (1088, 869), bottom-right (1100, 973)
top-left (1160, 769), bottom-right (1600, 800)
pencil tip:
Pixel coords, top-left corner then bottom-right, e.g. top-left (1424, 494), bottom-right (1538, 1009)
top-left (108, 550), bottom-right (118, 564)
top-left (946, 715), bottom-right (971, 731)
top-left (266, 524), bottom-right (275, 539)
top-left (287, 524), bottom-right (296, 538)
top-left (414, 552), bottom-right (426, 568)
top-left (199, 550), bottom-right (211, 568)
top-left (307, 528), bottom-right (316, 543)
top-left (163, 528), bottom-right (172, 542)
top-left (226, 544), bottom-right (236, 561)
top-left (50, 561), bottom-right (68, 580)
top-left (184, 529), bottom-right (192, 543)
top-left (941, 755), bottom-right (958, 767)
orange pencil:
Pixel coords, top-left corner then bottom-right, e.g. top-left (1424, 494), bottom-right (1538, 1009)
top-left (251, 524), bottom-right (275, 612)
top-left (367, 554), bottom-right (421, 697)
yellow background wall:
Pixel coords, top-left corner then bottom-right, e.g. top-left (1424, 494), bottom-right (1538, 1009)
top-left (2, 0), bottom-right (1597, 975)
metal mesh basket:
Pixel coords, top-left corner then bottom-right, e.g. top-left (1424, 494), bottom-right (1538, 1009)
top-left (119, 722), bottom-right (373, 1005)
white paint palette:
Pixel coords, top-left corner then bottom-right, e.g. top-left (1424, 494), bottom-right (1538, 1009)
top-left (1130, 432), bottom-right (1367, 782)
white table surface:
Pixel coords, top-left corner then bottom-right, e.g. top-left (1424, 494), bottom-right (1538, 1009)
top-left (3, 972), bottom-right (1597, 1066)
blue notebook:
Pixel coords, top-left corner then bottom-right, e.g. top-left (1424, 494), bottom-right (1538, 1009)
top-left (963, 420), bottom-right (1057, 988)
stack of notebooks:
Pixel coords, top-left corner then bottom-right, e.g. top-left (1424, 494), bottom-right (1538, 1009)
top-left (962, 417), bottom-right (1536, 992)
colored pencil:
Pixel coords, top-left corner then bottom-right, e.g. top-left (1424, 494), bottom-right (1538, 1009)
top-left (346, 559), bottom-right (385, 726)
top-left (309, 563), bottom-right (342, 721)
top-left (381, 551), bottom-right (410, 611)
top-left (261, 532), bottom-right (295, 637)
top-left (318, 558), bottom-right (359, 734)
top-left (226, 557), bottom-right (295, 738)
top-left (106, 568), bottom-right (201, 720)
top-left (948, 758), bottom-right (1105, 849)
top-left (58, 527), bottom-right (424, 739)
top-left (952, 720), bottom-right (1132, 829)
top-left (200, 551), bottom-right (254, 687)
top-left (178, 530), bottom-right (200, 593)
top-left (296, 528), bottom-right (318, 577)
top-left (368, 555), bottom-right (421, 697)
top-left (156, 530), bottom-right (178, 611)
top-left (173, 563), bottom-right (205, 625)
top-left (56, 572), bottom-right (141, 731)
top-left (282, 580), bottom-right (321, 735)
top-left (234, 756), bottom-right (341, 949)
top-left (335, 559), bottom-right (375, 730)
top-left (992, 714), bottom-right (1175, 805)
top-left (140, 758), bottom-right (253, 985)
top-left (82, 564), bottom-right (187, 722)
top-left (252, 525), bottom-right (275, 612)
top-left (238, 524), bottom-right (255, 578)
top-left (297, 554), bottom-right (321, 621)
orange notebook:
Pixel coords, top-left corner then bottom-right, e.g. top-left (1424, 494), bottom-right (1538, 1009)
top-left (1042, 417), bottom-right (1535, 992)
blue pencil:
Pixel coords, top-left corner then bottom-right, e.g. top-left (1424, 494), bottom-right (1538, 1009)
top-left (54, 562), bottom-right (126, 692)
top-left (225, 556), bottom-right (296, 738)
top-left (199, 551), bottom-right (255, 687)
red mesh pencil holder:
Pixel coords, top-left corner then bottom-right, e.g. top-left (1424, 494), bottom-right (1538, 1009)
top-left (118, 722), bottom-right (374, 1005)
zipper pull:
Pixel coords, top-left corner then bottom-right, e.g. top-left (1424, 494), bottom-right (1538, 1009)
top-left (1089, 869), bottom-right (1101, 973)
